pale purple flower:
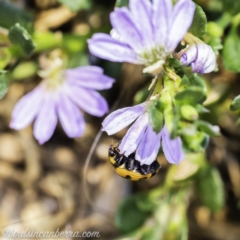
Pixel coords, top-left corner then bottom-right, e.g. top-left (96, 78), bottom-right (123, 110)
top-left (102, 102), bottom-right (184, 165)
top-left (88, 0), bottom-right (195, 75)
top-left (180, 44), bottom-right (216, 74)
top-left (10, 65), bottom-right (114, 144)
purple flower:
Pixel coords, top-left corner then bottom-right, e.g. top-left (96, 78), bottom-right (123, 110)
top-left (88, 0), bottom-right (195, 75)
top-left (102, 102), bottom-right (184, 165)
top-left (10, 65), bottom-right (114, 144)
top-left (180, 44), bottom-right (216, 74)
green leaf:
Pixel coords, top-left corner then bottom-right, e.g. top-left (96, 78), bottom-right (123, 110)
top-left (222, 0), bottom-right (240, 15)
top-left (134, 85), bottom-right (149, 105)
top-left (57, 0), bottom-right (92, 11)
top-left (196, 120), bottom-right (220, 137)
top-left (148, 100), bottom-right (164, 133)
top-left (230, 95), bottom-right (240, 111)
top-left (8, 23), bottom-right (35, 55)
top-left (167, 58), bottom-right (184, 77)
top-left (115, 0), bottom-right (129, 8)
top-left (0, 71), bottom-right (8, 99)
top-left (223, 27), bottom-right (240, 72)
top-left (196, 166), bottom-right (224, 212)
top-left (11, 62), bottom-right (38, 80)
top-left (188, 74), bottom-right (207, 93)
top-left (115, 193), bottom-right (152, 233)
top-left (180, 105), bottom-right (199, 121)
top-left (188, 4), bottom-right (207, 37)
top-left (175, 86), bottom-right (206, 104)
top-left (0, 0), bottom-right (33, 30)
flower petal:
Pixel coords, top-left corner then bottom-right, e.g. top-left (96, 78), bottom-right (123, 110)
top-left (88, 33), bottom-right (139, 63)
top-left (57, 93), bottom-right (85, 138)
top-left (119, 112), bottom-right (149, 156)
top-left (161, 126), bottom-right (185, 164)
top-left (101, 103), bottom-right (147, 135)
top-left (191, 44), bottom-right (216, 73)
top-left (167, 0), bottom-right (195, 52)
top-left (66, 84), bottom-right (109, 117)
top-left (129, 0), bottom-right (153, 46)
top-left (180, 45), bottom-right (198, 65)
top-left (153, 0), bottom-right (172, 47)
top-left (135, 124), bottom-right (162, 165)
top-left (65, 67), bottom-right (115, 90)
top-left (10, 86), bottom-right (44, 130)
top-left (110, 8), bottom-right (143, 52)
top-left (33, 94), bottom-right (58, 144)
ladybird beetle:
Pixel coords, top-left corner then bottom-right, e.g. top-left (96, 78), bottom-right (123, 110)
top-left (108, 143), bottom-right (161, 181)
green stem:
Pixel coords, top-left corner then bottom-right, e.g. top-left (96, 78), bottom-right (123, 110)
top-left (216, 12), bottom-right (233, 29)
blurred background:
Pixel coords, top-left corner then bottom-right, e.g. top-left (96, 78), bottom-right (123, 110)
top-left (0, 0), bottom-right (240, 239)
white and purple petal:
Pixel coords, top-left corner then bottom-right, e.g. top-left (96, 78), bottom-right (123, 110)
top-left (65, 67), bottom-right (114, 90)
top-left (102, 103), bottom-right (147, 135)
top-left (66, 84), bottom-right (109, 117)
top-left (167, 0), bottom-right (195, 52)
top-left (88, 33), bottom-right (139, 63)
top-left (33, 93), bottom-right (58, 144)
top-left (153, 0), bottom-right (172, 47)
top-left (57, 93), bottom-right (85, 138)
top-left (191, 44), bottom-right (216, 73)
top-left (10, 86), bottom-right (44, 130)
top-left (129, 0), bottom-right (153, 46)
top-left (161, 126), bottom-right (185, 164)
top-left (110, 8), bottom-right (143, 52)
top-left (119, 112), bottom-right (149, 156)
top-left (181, 44), bottom-right (216, 74)
top-left (135, 124), bottom-right (162, 165)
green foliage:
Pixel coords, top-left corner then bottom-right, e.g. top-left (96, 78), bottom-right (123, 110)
top-left (148, 100), bottom-right (164, 133)
top-left (175, 86), bottom-right (206, 104)
top-left (115, 0), bottom-right (129, 8)
top-left (188, 4), bottom-right (207, 37)
top-left (115, 193), bottom-right (154, 233)
top-left (180, 105), bottom-right (199, 121)
top-left (57, 0), bottom-right (92, 11)
top-left (196, 166), bottom-right (224, 212)
top-left (221, 0), bottom-right (240, 15)
top-left (0, 0), bottom-right (33, 30)
top-left (11, 61), bottom-right (38, 80)
top-left (230, 95), bottom-right (240, 111)
top-left (196, 120), bottom-right (220, 137)
top-left (0, 70), bottom-right (8, 99)
top-left (223, 26), bottom-right (240, 72)
top-left (8, 23), bottom-right (35, 55)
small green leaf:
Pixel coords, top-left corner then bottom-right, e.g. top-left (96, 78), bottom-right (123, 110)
top-left (8, 23), bottom-right (35, 55)
top-left (115, 193), bottom-right (152, 233)
top-left (196, 166), bottom-right (224, 212)
top-left (188, 4), bottom-right (207, 37)
top-left (223, 27), bottom-right (240, 72)
top-left (188, 74), bottom-right (207, 93)
top-left (180, 105), bottom-right (199, 121)
top-left (175, 86), bottom-right (206, 104)
top-left (230, 95), bottom-right (240, 111)
top-left (115, 0), bottom-right (129, 8)
top-left (0, 71), bottom-right (8, 99)
top-left (0, 0), bottom-right (33, 30)
top-left (148, 100), bottom-right (164, 133)
top-left (180, 75), bottom-right (190, 87)
top-left (196, 120), bottom-right (220, 137)
top-left (11, 62), bottom-right (38, 80)
top-left (57, 0), bottom-right (92, 11)
top-left (167, 58), bottom-right (185, 77)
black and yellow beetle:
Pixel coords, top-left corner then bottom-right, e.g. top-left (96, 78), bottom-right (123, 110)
top-left (108, 143), bottom-right (161, 181)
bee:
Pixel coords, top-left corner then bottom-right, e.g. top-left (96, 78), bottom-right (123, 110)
top-left (108, 143), bottom-right (161, 181)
